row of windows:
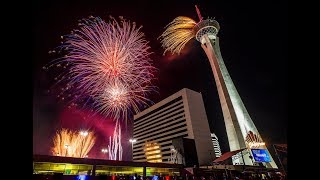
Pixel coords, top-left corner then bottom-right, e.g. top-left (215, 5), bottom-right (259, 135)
top-left (134, 150), bottom-right (173, 161)
top-left (155, 133), bottom-right (188, 147)
top-left (133, 141), bottom-right (174, 155)
top-left (134, 105), bottom-right (184, 133)
top-left (134, 116), bottom-right (186, 147)
top-left (134, 96), bottom-right (183, 123)
top-left (133, 136), bottom-right (189, 156)
top-left (133, 118), bottom-right (187, 142)
top-left (134, 115), bottom-right (186, 139)
top-left (133, 131), bottom-right (187, 155)
top-left (133, 125), bottom-right (188, 148)
top-left (134, 100), bottom-right (183, 129)
top-left (133, 133), bottom-right (188, 156)
top-left (134, 154), bottom-right (174, 162)
top-left (133, 146), bottom-right (173, 158)
top-left (134, 110), bottom-right (185, 138)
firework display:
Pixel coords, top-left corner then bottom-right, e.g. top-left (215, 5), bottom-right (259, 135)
top-left (108, 119), bottom-right (123, 160)
top-left (46, 16), bottom-right (156, 120)
top-left (52, 128), bottom-right (96, 158)
top-left (158, 16), bottom-right (196, 55)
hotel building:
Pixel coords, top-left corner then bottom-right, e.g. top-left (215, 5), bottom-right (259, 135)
top-left (133, 88), bottom-right (215, 165)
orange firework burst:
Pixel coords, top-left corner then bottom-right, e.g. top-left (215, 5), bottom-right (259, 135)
top-left (52, 128), bottom-right (96, 158)
top-left (158, 16), bottom-right (197, 55)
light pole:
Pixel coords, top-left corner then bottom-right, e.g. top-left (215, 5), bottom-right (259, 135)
top-left (129, 139), bottom-right (136, 160)
top-left (79, 131), bottom-right (88, 158)
top-left (101, 148), bottom-right (108, 159)
top-left (64, 144), bottom-right (69, 157)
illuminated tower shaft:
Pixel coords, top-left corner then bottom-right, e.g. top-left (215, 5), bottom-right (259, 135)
top-left (194, 19), bottom-right (277, 168)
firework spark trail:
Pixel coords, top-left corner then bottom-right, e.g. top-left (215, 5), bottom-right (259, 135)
top-left (52, 128), bottom-right (96, 158)
top-left (93, 80), bottom-right (153, 121)
top-left (108, 119), bottom-right (123, 160)
top-left (158, 16), bottom-right (197, 55)
top-left (46, 16), bottom-right (157, 120)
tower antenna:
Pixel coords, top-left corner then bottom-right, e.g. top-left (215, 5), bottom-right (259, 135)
top-left (195, 5), bottom-right (203, 22)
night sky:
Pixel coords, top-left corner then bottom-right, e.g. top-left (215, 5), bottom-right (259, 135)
top-left (33, 0), bottom-right (287, 161)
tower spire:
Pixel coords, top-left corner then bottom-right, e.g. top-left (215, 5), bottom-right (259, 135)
top-left (195, 5), bottom-right (203, 22)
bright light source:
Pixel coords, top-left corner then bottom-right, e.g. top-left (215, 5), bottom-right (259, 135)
top-left (80, 131), bottom-right (88, 136)
top-left (101, 148), bottom-right (108, 153)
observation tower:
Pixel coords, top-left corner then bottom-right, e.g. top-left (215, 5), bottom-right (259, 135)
top-left (193, 5), bottom-right (277, 168)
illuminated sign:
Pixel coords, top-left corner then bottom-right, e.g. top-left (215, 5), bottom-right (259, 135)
top-left (251, 149), bottom-right (271, 162)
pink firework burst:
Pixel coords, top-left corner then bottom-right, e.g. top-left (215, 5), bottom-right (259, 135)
top-left (45, 16), bottom-right (157, 120)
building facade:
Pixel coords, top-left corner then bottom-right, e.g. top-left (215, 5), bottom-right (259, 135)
top-left (133, 88), bottom-right (215, 165)
top-left (210, 133), bottom-right (222, 158)
top-left (144, 141), bottom-right (162, 163)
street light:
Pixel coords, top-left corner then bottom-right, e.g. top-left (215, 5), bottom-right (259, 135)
top-left (79, 130), bottom-right (88, 158)
top-left (129, 139), bottom-right (137, 160)
top-left (101, 148), bottom-right (108, 159)
top-left (80, 131), bottom-right (89, 136)
top-left (64, 144), bottom-right (69, 157)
